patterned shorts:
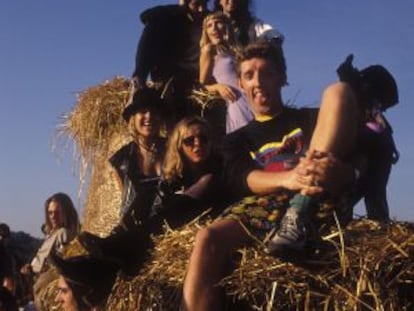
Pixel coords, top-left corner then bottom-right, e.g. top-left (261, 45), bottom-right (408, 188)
top-left (220, 189), bottom-right (356, 242)
top-left (220, 191), bottom-right (292, 241)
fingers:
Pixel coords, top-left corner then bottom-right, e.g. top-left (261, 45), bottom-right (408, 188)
top-left (301, 185), bottom-right (324, 196)
top-left (218, 85), bottom-right (237, 102)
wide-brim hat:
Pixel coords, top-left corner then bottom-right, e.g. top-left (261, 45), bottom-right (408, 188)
top-left (360, 65), bottom-right (399, 110)
top-left (122, 87), bottom-right (164, 121)
top-left (50, 252), bottom-right (119, 309)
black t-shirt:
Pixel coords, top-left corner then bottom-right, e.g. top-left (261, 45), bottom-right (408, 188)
top-left (134, 5), bottom-right (206, 82)
top-left (222, 107), bottom-right (318, 200)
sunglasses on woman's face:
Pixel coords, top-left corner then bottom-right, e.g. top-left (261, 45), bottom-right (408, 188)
top-left (182, 134), bottom-right (209, 147)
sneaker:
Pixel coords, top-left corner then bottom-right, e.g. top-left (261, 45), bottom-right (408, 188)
top-left (266, 207), bottom-right (307, 253)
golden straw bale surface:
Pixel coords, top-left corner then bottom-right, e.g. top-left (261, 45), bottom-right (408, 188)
top-left (57, 77), bottom-right (132, 236)
top-left (105, 219), bottom-right (414, 311)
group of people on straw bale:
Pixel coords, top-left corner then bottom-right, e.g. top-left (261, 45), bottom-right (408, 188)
top-left (2, 0), bottom-right (400, 310)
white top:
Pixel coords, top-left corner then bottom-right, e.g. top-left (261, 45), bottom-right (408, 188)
top-left (30, 228), bottom-right (71, 273)
top-left (249, 17), bottom-right (285, 43)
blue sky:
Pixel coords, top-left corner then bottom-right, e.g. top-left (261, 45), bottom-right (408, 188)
top-left (1, 1), bottom-right (413, 237)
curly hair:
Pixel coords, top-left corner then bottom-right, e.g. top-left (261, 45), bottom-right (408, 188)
top-left (44, 192), bottom-right (79, 235)
top-left (162, 116), bottom-right (211, 182)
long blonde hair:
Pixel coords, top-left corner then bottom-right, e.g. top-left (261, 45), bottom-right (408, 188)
top-left (163, 116), bottom-right (211, 182)
top-left (200, 11), bottom-right (239, 55)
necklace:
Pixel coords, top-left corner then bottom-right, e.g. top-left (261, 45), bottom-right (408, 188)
top-left (136, 140), bottom-right (158, 171)
top-left (138, 141), bottom-right (156, 153)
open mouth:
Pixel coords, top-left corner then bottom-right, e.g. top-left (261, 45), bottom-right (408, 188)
top-left (253, 89), bottom-right (267, 100)
top-left (142, 120), bottom-right (153, 127)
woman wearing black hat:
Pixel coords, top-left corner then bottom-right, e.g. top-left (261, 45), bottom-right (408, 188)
top-left (46, 89), bottom-right (168, 310)
top-left (109, 87), bottom-right (166, 231)
top-left (74, 88), bottom-right (167, 278)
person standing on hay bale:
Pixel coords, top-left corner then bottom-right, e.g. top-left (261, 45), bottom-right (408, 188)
top-left (336, 54), bottom-right (399, 222)
top-left (132, 0), bottom-right (209, 127)
top-left (198, 12), bottom-right (254, 135)
top-left (20, 193), bottom-right (79, 311)
top-left (154, 116), bottom-right (228, 227)
top-left (214, 0), bottom-right (284, 48)
top-left (182, 40), bottom-right (374, 310)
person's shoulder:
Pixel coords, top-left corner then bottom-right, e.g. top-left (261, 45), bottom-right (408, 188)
top-left (201, 43), bottom-right (215, 55)
top-left (223, 122), bottom-right (254, 144)
top-left (111, 141), bottom-right (134, 158)
top-left (140, 4), bottom-right (183, 23)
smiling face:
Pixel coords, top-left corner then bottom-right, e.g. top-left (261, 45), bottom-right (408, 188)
top-left (131, 108), bottom-right (160, 139)
top-left (55, 277), bottom-right (78, 311)
top-left (239, 57), bottom-right (284, 118)
top-left (205, 17), bottom-right (227, 46)
top-left (181, 123), bottom-right (211, 166)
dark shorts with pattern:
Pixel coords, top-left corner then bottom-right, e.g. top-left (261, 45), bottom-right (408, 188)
top-left (220, 189), bottom-right (356, 242)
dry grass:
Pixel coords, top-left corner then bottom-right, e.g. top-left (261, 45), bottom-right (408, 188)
top-left (105, 219), bottom-right (414, 311)
top-left (55, 76), bottom-right (132, 236)
top-left (54, 78), bottom-right (413, 310)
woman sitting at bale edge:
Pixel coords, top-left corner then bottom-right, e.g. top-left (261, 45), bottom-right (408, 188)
top-left (109, 87), bottom-right (166, 233)
top-left (77, 88), bottom-right (167, 277)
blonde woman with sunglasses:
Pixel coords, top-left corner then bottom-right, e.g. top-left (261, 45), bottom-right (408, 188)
top-left (159, 116), bottom-right (227, 227)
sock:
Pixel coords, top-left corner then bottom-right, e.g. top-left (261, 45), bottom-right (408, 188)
top-left (289, 194), bottom-right (313, 215)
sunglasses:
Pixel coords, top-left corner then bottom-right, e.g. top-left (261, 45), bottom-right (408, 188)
top-left (182, 134), bottom-right (209, 147)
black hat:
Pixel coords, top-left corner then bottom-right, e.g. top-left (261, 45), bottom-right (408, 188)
top-left (122, 88), bottom-right (164, 121)
top-left (50, 252), bottom-right (119, 309)
top-left (360, 65), bottom-right (399, 110)
top-left (337, 54), bottom-right (398, 111)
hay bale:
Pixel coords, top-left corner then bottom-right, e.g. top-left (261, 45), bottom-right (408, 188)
top-left (189, 88), bottom-right (226, 145)
top-left (105, 219), bottom-right (414, 310)
top-left (35, 269), bottom-right (62, 311)
top-left (56, 77), bottom-right (132, 236)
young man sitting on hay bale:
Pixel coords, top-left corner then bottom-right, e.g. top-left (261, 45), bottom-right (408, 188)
top-left (182, 41), bottom-right (398, 310)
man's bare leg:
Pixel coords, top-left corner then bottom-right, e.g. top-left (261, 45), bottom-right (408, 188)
top-left (183, 219), bottom-right (251, 311)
